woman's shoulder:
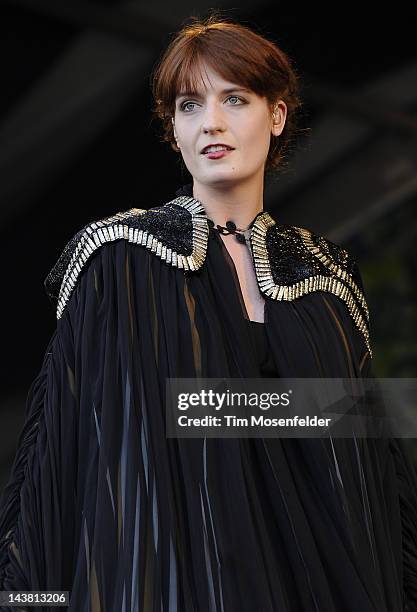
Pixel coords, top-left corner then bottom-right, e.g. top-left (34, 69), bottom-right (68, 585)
top-left (43, 197), bottom-right (203, 319)
top-left (43, 206), bottom-right (146, 316)
top-left (267, 220), bottom-right (371, 357)
top-left (269, 220), bottom-right (364, 293)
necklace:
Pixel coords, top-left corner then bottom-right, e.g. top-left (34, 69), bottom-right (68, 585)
top-left (207, 214), bottom-right (262, 244)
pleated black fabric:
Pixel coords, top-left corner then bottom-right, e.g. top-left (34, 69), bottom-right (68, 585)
top-left (1, 204), bottom-right (417, 612)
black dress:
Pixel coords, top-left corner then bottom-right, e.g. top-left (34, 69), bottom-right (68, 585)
top-left (1, 187), bottom-right (417, 612)
top-left (246, 319), bottom-right (278, 377)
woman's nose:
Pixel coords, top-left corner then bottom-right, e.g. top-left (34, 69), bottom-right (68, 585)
top-left (201, 104), bottom-right (226, 133)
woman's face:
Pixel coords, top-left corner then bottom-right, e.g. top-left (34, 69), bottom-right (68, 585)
top-left (172, 63), bottom-right (287, 189)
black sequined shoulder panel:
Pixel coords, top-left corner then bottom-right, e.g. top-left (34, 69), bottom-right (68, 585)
top-left (44, 195), bottom-right (208, 320)
top-left (250, 214), bottom-right (371, 355)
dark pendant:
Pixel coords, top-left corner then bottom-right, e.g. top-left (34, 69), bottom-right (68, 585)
top-left (207, 217), bottom-right (249, 244)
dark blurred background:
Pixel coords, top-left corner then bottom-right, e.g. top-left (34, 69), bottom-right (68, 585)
top-left (1, 1), bottom-right (416, 488)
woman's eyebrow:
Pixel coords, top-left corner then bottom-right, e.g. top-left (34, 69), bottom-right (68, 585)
top-left (176, 87), bottom-right (250, 99)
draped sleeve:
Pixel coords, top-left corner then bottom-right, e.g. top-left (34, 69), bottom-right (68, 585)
top-left (391, 436), bottom-right (417, 610)
top-left (0, 238), bottom-right (197, 611)
top-left (344, 259), bottom-right (417, 610)
top-left (0, 295), bottom-right (78, 599)
top-left (281, 255), bottom-right (417, 611)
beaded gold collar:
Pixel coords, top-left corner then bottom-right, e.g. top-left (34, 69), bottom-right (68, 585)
top-left (44, 194), bottom-right (371, 356)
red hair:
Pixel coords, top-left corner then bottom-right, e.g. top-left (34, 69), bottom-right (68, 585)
top-left (150, 12), bottom-right (303, 176)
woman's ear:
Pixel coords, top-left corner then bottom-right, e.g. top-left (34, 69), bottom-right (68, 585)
top-left (171, 116), bottom-right (177, 140)
top-left (271, 100), bottom-right (287, 137)
top-left (171, 117), bottom-right (180, 149)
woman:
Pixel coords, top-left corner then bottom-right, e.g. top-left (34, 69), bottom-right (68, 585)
top-left (1, 14), bottom-right (417, 612)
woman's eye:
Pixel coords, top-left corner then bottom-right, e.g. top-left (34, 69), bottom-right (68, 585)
top-left (227, 96), bottom-right (243, 105)
top-left (181, 101), bottom-right (198, 112)
top-left (180, 96), bottom-right (244, 112)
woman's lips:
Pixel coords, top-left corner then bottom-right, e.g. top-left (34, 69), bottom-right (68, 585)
top-left (202, 149), bottom-right (234, 159)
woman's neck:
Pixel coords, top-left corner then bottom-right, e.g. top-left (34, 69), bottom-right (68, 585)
top-left (192, 178), bottom-right (264, 229)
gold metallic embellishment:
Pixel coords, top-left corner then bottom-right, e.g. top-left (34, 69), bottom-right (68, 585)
top-left (248, 212), bottom-right (372, 357)
top-left (56, 197), bottom-right (209, 319)
top-left (297, 227), bottom-right (370, 323)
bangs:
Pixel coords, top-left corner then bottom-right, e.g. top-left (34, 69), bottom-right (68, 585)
top-left (169, 41), bottom-right (270, 108)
